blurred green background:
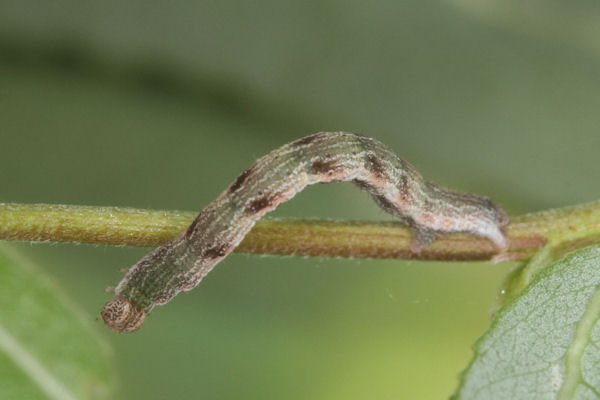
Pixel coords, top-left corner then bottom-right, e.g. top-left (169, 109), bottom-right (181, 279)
top-left (1, 1), bottom-right (600, 398)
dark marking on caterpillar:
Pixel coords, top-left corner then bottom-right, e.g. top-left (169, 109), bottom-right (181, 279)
top-left (203, 244), bottom-right (229, 259)
top-left (184, 217), bottom-right (200, 236)
top-left (246, 193), bottom-right (277, 214)
top-left (311, 159), bottom-right (338, 175)
top-left (229, 165), bottom-right (255, 193)
top-left (365, 153), bottom-right (386, 178)
top-left (293, 134), bottom-right (320, 147)
top-left (101, 131), bottom-right (508, 333)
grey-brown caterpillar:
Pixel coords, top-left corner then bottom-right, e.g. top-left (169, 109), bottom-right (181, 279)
top-left (101, 132), bottom-right (508, 333)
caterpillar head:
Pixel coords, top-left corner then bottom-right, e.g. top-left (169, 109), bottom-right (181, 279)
top-left (101, 298), bottom-right (146, 333)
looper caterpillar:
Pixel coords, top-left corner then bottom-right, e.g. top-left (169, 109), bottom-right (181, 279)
top-left (101, 132), bottom-right (508, 333)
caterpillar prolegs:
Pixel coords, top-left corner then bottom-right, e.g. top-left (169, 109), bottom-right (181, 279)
top-left (101, 132), bottom-right (508, 333)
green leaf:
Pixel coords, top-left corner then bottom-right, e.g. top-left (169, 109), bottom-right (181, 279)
top-left (454, 245), bottom-right (600, 399)
top-left (0, 244), bottom-right (115, 399)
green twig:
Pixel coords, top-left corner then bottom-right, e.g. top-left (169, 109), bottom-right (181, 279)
top-left (1, 202), bottom-right (600, 261)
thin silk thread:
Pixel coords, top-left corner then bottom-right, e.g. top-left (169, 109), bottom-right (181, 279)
top-left (101, 132), bottom-right (508, 333)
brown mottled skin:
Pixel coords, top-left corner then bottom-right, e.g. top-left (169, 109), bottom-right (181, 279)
top-left (102, 132), bottom-right (508, 333)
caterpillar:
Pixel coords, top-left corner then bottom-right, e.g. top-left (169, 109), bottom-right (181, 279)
top-left (101, 132), bottom-right (508, 333)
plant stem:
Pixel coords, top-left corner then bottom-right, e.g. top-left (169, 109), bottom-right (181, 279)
top-left (1, 202), bottom-right (600, 261)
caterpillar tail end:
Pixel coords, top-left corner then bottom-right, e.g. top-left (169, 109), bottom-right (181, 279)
top-left (490, 205), bottom-right (510, 253)
top-left (101, 298), bottom-right (146, 333)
